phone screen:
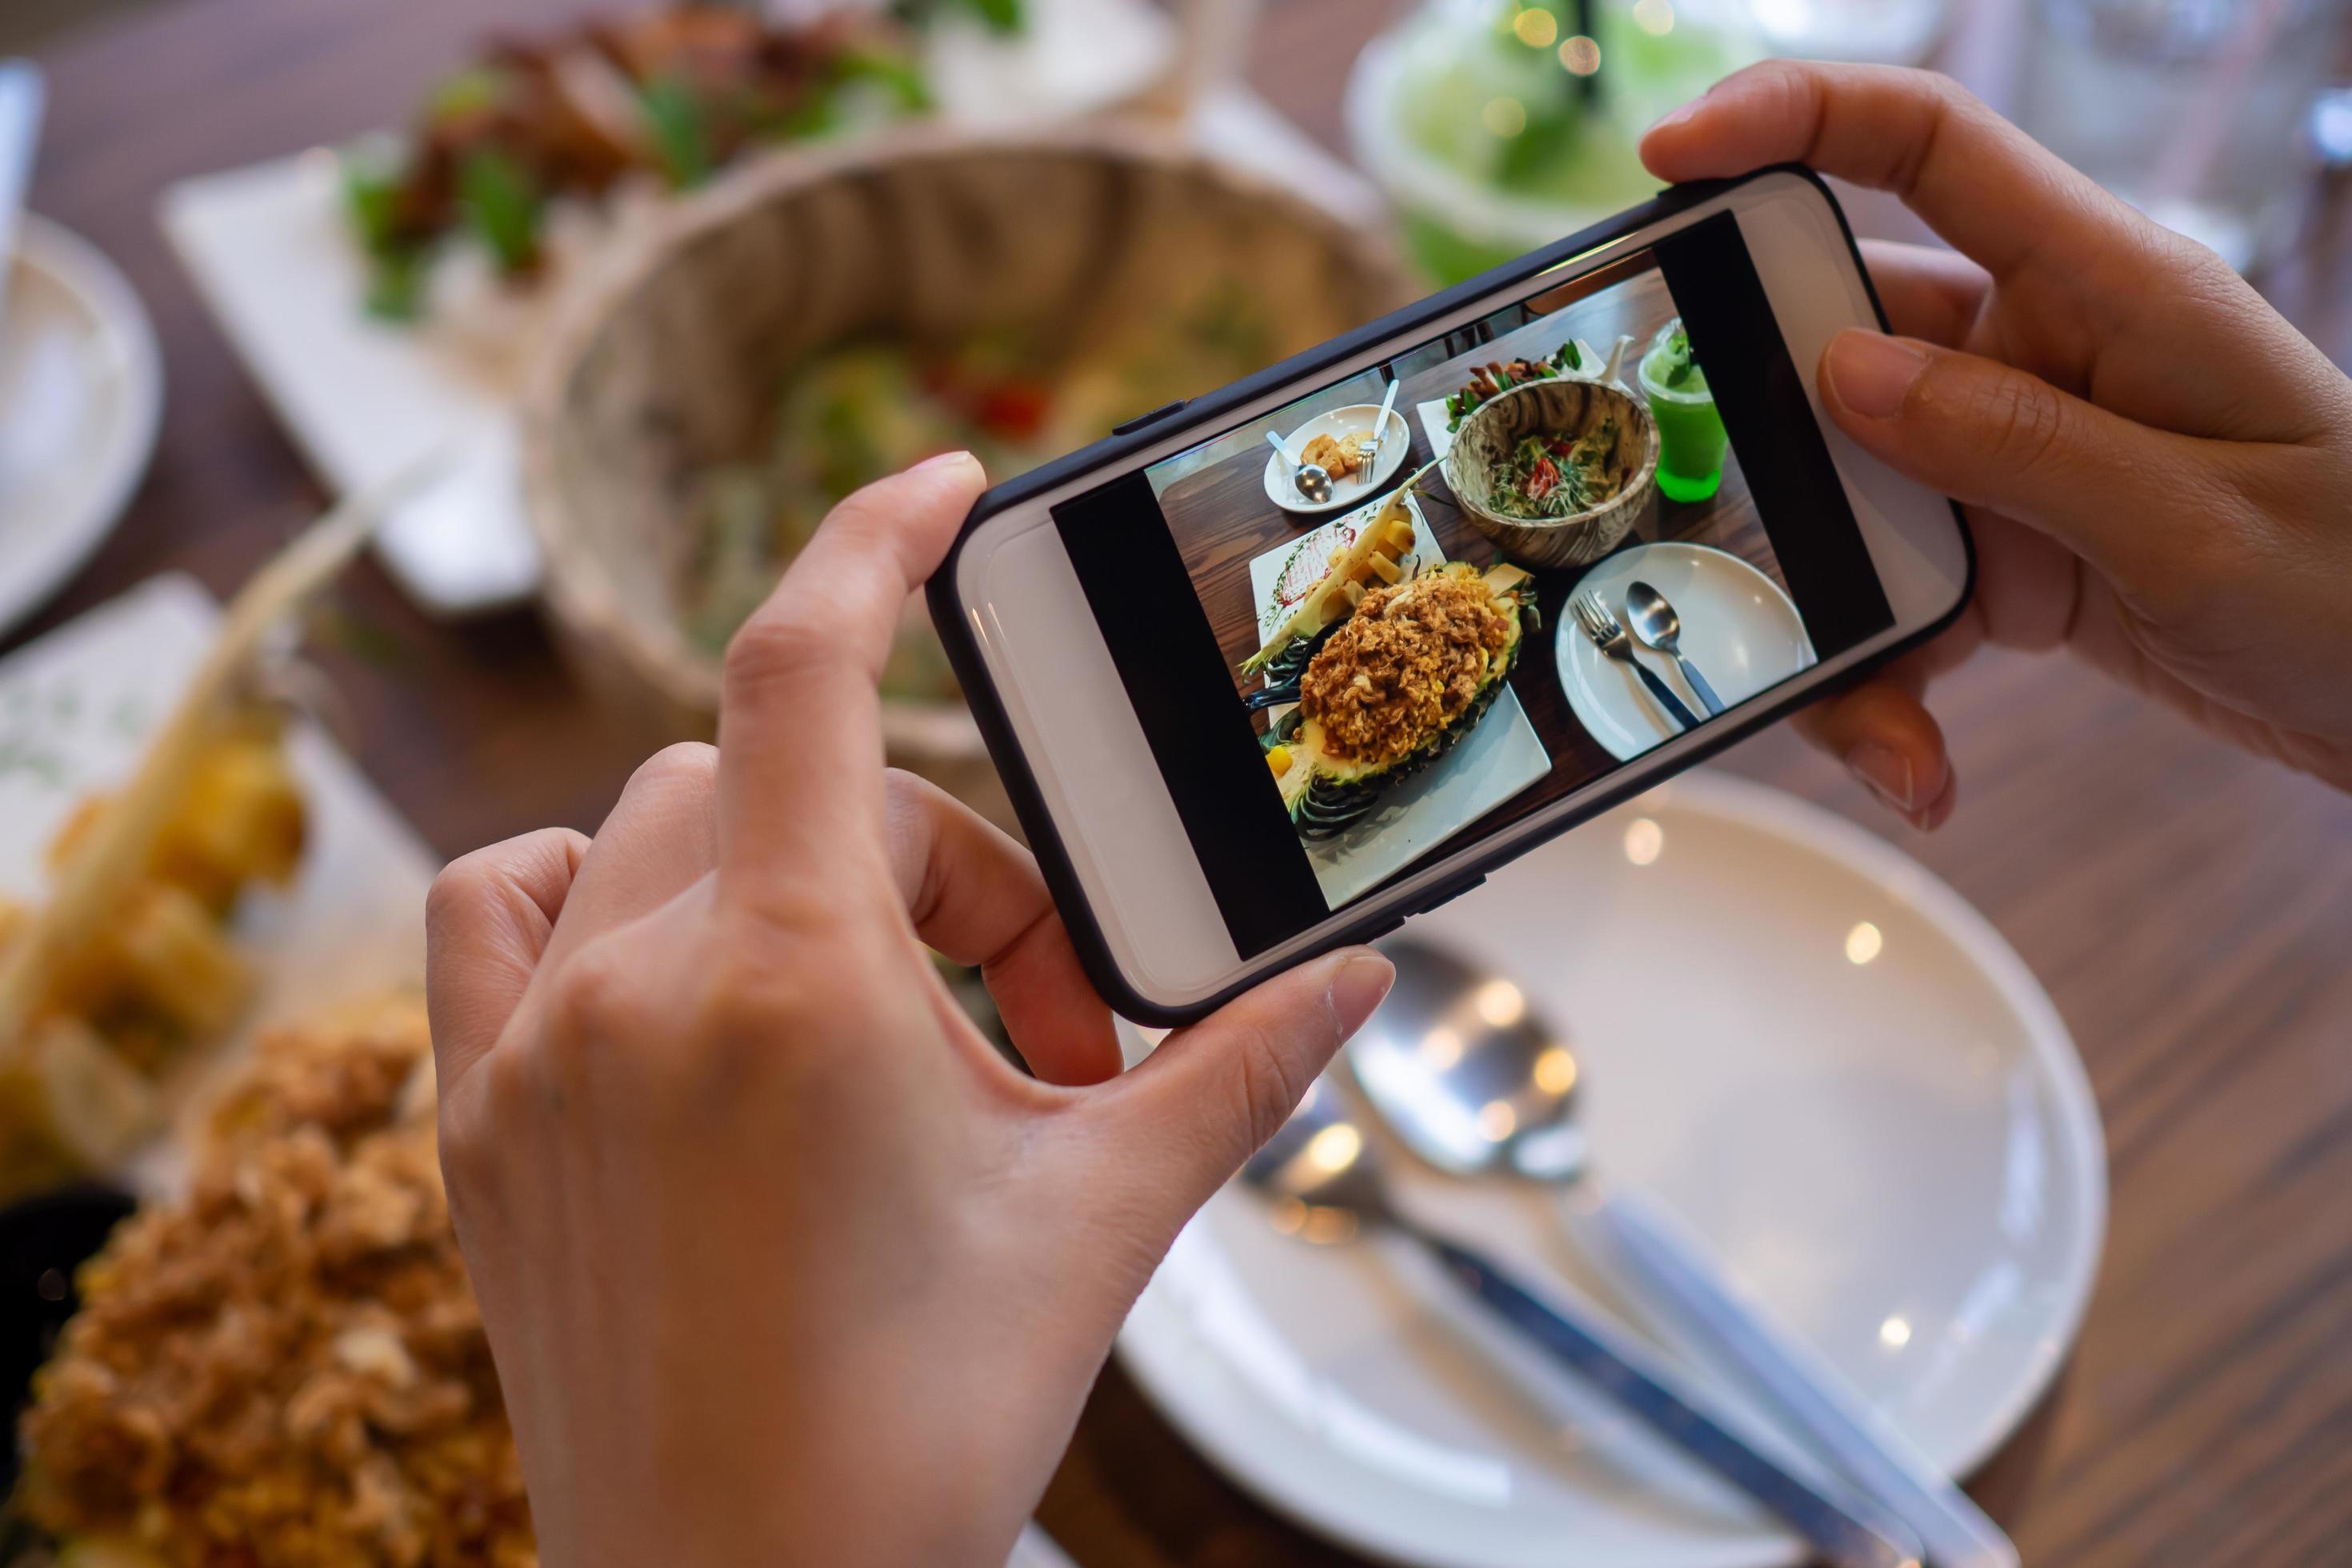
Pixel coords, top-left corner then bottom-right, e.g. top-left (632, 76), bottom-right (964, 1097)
top-left (1050, 211), bottom-right (1895, 958)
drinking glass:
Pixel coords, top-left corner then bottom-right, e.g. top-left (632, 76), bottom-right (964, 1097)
top-left (1638, 318), bottom-right (1727, 503)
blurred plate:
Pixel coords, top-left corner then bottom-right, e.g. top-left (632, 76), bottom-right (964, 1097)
top-left (0, 217), bottom-right (162, 640)
top-left (0, 574), bottom-right (438, 1195)
top-left (1262, 402), bottom-right (1413, 514)
top-left (156, 0), bottom-right (1373, 620)
top-left (1559, 542), bottom-right (1815, 762)
top-left (1118, 770), bottom-right (2105, 1568)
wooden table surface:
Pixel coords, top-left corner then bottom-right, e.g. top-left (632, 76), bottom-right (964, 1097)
top-left (16, 2), bottom-right (2352, 1564)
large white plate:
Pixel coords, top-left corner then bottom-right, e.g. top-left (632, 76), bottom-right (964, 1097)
top-left (1118, 770), bottom-right (2106, 1568)
top-left (0, 218), bottom-right (162, 640)
top-left (1560, 542), bottom-right (1816, 763)
top-left (0, 574), bottom-right (439, 1194)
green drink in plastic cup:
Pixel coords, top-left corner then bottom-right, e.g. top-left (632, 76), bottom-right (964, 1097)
top-left (1639, 319), bottom-right (1728, 503)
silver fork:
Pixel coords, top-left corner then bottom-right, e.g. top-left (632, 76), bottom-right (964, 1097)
top-left (1574, 593), bottom-right (1702, 732)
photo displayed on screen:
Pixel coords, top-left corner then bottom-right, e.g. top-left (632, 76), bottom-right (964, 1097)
top-left (1052, 213), bottom-right (1898, 956)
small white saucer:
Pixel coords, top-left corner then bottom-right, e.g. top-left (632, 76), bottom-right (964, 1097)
top-left (1559, 542), bottom-right (1814, 762)
top-left (0, 216), bottom-right (162, 638)
top-left (1117, 770), bottom-right (2106, 1568)
top-left (1263, 402), bottom-right (1412, 514)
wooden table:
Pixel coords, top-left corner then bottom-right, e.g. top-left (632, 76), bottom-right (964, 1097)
top-left (16, 2), bottom-right (2352, 1564)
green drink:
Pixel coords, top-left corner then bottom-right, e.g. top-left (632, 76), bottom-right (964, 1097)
top-left (1639, 319), bottom-right (1728, 503)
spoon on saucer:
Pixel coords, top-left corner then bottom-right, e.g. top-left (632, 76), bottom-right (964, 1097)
top-left (1265, 430), bottom-right (1333, 504)
top-left (1242, 1078), bottom-right (1921, 1568)
top-left (1348, 938), bottom-right (2017, 1568)
top-left (1625, 581), bottom-right (1725, 715)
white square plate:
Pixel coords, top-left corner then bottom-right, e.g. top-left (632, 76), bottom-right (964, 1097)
top-left (0, 575), bottom-right (439, 1191)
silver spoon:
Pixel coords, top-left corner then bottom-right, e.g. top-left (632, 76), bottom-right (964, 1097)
top-left (1243, 1082), bottom-right (1920, 1568)
top-left (1624, 581), bottom-right (1725, 715)
top-left (1349, 939), bottom-right (2018, 1568)
top-left (1266, 429), bottom-right (1333, 504)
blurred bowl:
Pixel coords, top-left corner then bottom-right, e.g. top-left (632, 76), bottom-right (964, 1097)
top-left (1443, 375), bottom-right (1658, 568)
top-left (1346, 2), bottom-right (1763, 284)
top-left (524, 121), bottom-right (1417, 763)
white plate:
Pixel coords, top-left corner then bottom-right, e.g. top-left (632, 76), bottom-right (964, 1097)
top-left (0, 217), bottom-right (162, 640)
top-left (1263, 402), bottom-right (1414, 515)
top-left (1246, 490), bottom-right (1442, 646)
top-left (0, 574), bottom-right (439, 1196)
top-left (1559, 542), bottom-right (1816, 763)
top-left (1118, 770), bottom-right (2106, 1568)
top-left (156, 0), bottom-right (1371, 618)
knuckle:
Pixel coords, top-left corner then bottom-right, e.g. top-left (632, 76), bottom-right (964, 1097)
top-left (1966, 370), bottom-right (2070, 478)
top-left (722, 610), bottom-right (838, 702)
top-left (1228, 1022), bottom-right (1313, 1159)
top-left (424, 850), bottom-right (501, 932)
top-left (541, 941), bottom-right (650, 1065)
top-left (626, 741), bottom-right (718, 799)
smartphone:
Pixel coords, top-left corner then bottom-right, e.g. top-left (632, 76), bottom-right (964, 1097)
top-left (928, 167), bottom-right (1971, 1026)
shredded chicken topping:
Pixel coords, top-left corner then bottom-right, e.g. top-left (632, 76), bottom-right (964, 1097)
top-left (18, 999), bottom-right (537, 1568)
top-left (1301, 573), bottom-right (1512, 767)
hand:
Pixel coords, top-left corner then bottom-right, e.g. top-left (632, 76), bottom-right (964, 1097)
top-left (1643, 62), bottom-right (2352, 826)
top-left (425, 453), bottom-right (1394, 1567)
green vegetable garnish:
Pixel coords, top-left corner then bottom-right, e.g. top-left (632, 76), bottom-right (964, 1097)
top-left (457, 147), bottom-right (542, 274)
top-left (894, 0), bottom-right (1026, 35)
top-left (342, 163), bottom-right (406, 256)
top-left (1656, 327), bottom-right (1702, 391)
top-left (426, 67), bottom-right (508, 126)
top-left (363, 250), bottom-right (430, 322)
top-left (638, 76), bottom-right (714, 190)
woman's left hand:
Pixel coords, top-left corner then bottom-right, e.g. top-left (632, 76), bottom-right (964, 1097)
top-left (426, 452), bottom-right (1394, 1566)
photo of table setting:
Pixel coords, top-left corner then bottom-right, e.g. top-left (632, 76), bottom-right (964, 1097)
top-left (1149, 245), bottom-right (1821, 910)
top-left (0, 0), bottom-right (2350, 1566)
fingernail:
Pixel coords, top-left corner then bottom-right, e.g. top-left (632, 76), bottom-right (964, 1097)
top-left (1848, 742), bottom-right (1918, 812)
top-left (1326, 954), bottom-right (1395, 1041)
top-left (912, 449), bottom-right (979, 474)
top-left (1824, 332), bottom-right (1931, 420)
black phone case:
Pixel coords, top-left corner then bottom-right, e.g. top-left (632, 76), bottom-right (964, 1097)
top-left (925, 165), bottom-right (1975, 1026)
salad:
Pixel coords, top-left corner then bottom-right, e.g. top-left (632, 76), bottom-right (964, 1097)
top-left (1490, 419), bottom-right (1625, 520)
top-left (682, 285), bottom-right (1277, 693)
top-left (1443, 340), bottom-right (1588, 430)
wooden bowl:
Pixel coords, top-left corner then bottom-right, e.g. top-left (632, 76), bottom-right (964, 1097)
top-left (523, 121), bottom-right (1417, 759)
top-left (1442, 377), bottom-right (1660, 570)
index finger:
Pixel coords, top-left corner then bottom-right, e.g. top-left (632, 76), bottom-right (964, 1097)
top-left (714, 452), bottom-right (986, 904)
top-left (1639, 62), bottom-right (2131, 287)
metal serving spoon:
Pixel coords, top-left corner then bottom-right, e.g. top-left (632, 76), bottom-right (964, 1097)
top-left (1243, 1079), bottom-right (1918, 1568)
top-left (1348, 940), bottom-right (2018, 1568)
top-left (1625, 581), bottom-right (1725, 715)
top-left (1265, 430), bottom-right (1333, 504)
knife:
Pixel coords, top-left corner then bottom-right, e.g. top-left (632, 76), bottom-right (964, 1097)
top-left (0, 61), bottom-right (46, 348)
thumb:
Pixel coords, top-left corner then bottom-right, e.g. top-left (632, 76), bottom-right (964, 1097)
top-left (1818, 330), bottom-right (2202, 588)
top-left (1094, 950), bottom-right (1394, 1226)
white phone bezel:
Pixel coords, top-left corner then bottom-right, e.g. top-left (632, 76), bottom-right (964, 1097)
top-left (944, 170), bottom-right (1970, 1015)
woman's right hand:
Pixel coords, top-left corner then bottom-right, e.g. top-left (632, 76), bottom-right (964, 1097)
top-left (1642, 62), bottom-right (2352, 826)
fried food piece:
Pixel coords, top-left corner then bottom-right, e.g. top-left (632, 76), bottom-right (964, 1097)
top-left (1301, 432), bottom-right (1354, 478)
top-left (19, 1000), bottom-right (539, 1568)
top-left (1299, 572), bottom-right (1514, 768)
